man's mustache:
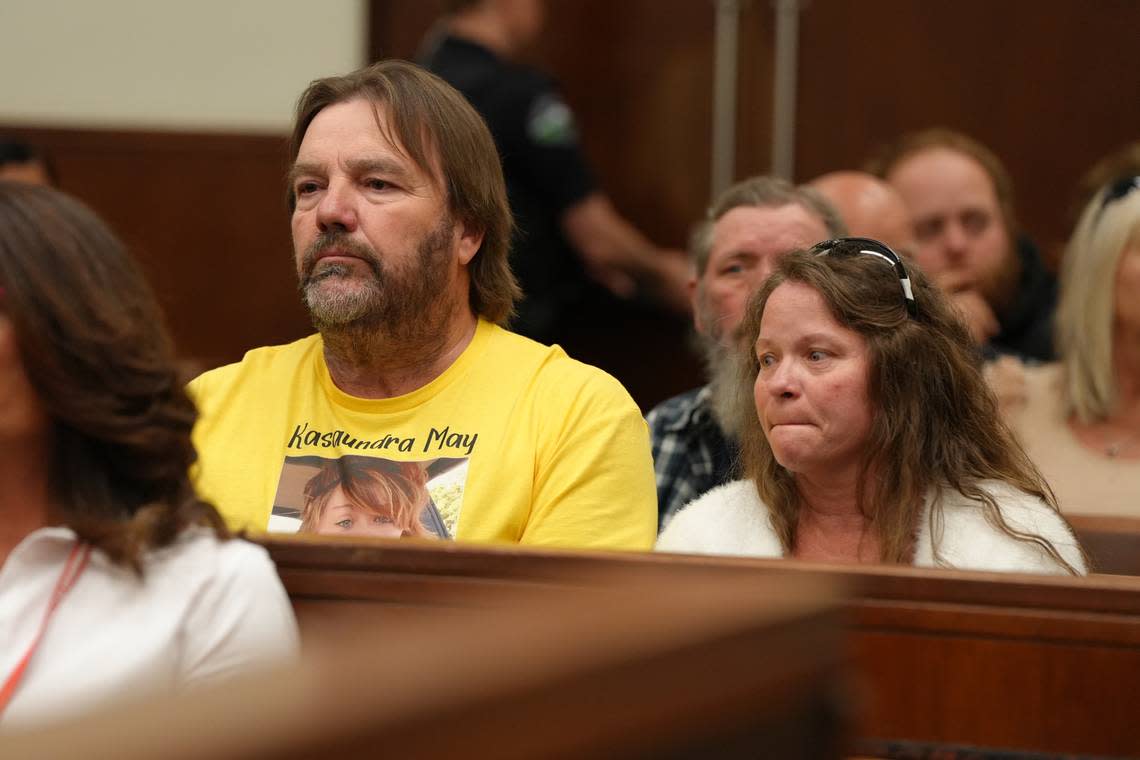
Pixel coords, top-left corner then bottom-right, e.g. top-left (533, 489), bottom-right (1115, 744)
top-left (300, 232), bottom-right (384, 284)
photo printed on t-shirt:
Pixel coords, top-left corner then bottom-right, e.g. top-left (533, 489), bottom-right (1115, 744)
top-left (269, 454), bottom-right (468, 539)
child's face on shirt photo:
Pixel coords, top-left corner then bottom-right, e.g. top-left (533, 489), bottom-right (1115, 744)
top-left (315, 485), bottom-right (404, 538)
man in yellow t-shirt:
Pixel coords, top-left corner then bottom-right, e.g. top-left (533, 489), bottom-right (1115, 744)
top-left (189, 60), bottom-right (656, 550)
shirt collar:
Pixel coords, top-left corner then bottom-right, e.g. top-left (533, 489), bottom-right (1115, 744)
top-left (659, 385), bottom-right (717, 434)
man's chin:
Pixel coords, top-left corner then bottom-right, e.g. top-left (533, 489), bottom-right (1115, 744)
top-left (304, 286), bottom-right (382, 328)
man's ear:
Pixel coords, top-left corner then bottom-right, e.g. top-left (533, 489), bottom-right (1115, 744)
top-left (455, 218), bottom-right (484, 266)
top-left (690, 277), bottom-right (706, 334)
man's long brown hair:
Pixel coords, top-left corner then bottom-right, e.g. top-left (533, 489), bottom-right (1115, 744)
top-left (289, 60), bottom-right (520, 325)
top-left (736, 246), bottom-right (1083, 573)
top-left (0, 182), bottom-right (225, 571)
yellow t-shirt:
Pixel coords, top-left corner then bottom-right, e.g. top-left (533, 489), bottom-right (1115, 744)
top-left (189, 320), bottom-right (656, 550)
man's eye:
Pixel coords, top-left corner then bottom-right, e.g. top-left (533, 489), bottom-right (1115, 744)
top-left (295, 181), bottom-right (319, 196)
top-left (808, 350), bottom-right (826, 362)
top-left (961, 211), bottom-right (990, 236)
top-left (915, 220), bottom-right (941, 241)
top-left (365, 178), bottom-right (390, 191)
top-left (335, 518), bottom-right (353, 529)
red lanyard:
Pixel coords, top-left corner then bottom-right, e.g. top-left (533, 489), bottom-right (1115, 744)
top-left (0, 540), bottom-right (92, 720)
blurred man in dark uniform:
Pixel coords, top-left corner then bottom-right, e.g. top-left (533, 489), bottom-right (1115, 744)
top-left (0, 141), bottom-right (54, 186)
top-left (419, 0), bottom-right (689, 345)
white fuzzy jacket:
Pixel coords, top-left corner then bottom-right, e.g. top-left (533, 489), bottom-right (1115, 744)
top-left (656, 479), bottom-right (1087, 575)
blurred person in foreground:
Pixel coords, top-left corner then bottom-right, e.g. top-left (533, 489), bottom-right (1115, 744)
top-left (1005, 176), bottom-right (1140, 517)
top-left (0, 182), bottom-right (298, 728)
top-left (189, 61), bottom-right (655, 549)
top-left (419, 0), bottom-right (691, 345)
top-left (647, 177), bottom-right (844, 529)
top-left (657, 238), bottom-right (1086, 575)
top-left (869, 129), bottom-right (1055, 361)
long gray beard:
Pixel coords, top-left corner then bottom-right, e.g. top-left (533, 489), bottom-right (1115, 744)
top-left (698, 332), bottom-right (751, 440)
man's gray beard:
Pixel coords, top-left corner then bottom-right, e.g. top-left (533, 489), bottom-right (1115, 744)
top-left (696, 330), bottom-right (751, 440)
top-left (303, 263), bottom-right (383, 327)
top-left (298, 219), bottom-right (453, 355)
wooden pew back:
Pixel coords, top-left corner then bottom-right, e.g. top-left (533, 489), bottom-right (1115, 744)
top-left (1070, 514), bottom-right (1140, 576)
top-left (0, 565), bottom-right (847, 760)
top-left (264, 536), bottom-right (1140, 758)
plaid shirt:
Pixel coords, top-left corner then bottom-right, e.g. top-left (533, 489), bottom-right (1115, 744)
top-left (646, 386), bottom-right (738, 532)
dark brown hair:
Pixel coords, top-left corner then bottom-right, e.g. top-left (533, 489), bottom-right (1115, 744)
top-left (736, 244), bottom-right (1083, 573)
top-left (866, 128), bottom-right (1019, 238)
top-left (0, 182), bottom-right (226, 570)
top-left (289, 59), bottom-right (520, 324)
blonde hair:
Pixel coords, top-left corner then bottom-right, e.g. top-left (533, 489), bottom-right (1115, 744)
top-left (1057, 179), bottom-right (1140, 423)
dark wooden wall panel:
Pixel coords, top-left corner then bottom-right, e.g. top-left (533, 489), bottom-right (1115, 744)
top-left (0, 126), bottom-right (312, 369)
top-left (791, 0), bottom-right (1140, 266)
top-left (370, 1), bottom-right (720, 407)
top-left (370, 0), bottom-right (719, 249)
top-left (8, 1), bottom-right (1130, 402)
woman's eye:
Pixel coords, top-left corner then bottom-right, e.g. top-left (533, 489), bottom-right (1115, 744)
top-left (372, 515), bottom-right (394, 525)
top-left (808, 350), bottom-right (826, 362)
top-left (759, 354), bottom-right (776, 368)
top-left (335, 518), bottom-right (352, 529)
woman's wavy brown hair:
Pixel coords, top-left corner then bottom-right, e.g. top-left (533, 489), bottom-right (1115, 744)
top-left (0, 182), bottom-right (226, 570)
top-left (736, 244), bottom-right (1084, 573)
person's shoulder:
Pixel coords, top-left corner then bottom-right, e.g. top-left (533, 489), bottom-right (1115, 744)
top-left (149, 528), bottom-right (276, 581)
top-left (646, 386), bottom-right (708, 428)
top-left (189, 335), bottom-right (321, 396)
top-left (929, 481), bottom-right (1086, 574)
top-left (491, 326), bottom-right (635, 406)
top-left (655, 480), bottom-right (781, 558)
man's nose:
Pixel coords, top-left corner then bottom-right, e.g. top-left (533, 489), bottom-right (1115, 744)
top-left (316, 183), bottom-right (358, 233)
top-left (942, 222), bottom-right (970, 263)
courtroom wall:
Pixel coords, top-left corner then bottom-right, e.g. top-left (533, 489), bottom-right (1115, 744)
top-left (0, 0), bottom-right (367, 132)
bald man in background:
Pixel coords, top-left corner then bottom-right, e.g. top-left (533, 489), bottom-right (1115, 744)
top-left (812, 168), bottom-right (1030, 412)
top-left (809, 171), bottom-right (915, 256)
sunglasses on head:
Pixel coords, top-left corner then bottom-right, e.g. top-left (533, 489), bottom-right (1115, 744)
top-left (809, 236), bottom-right (918, 319)
top-left (1101, 175), bottom-right (1140, 210)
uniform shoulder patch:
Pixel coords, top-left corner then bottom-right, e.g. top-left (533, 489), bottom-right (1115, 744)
top-left (526, 93), bottom-right (580, 147)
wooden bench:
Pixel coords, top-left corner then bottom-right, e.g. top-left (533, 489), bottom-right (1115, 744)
top-left (1070, 514), bottom-right (1140, 576)
top-left (0, 565), bottom-right (847, 760)
top-left (264, 535), bottom-right (1140, 758)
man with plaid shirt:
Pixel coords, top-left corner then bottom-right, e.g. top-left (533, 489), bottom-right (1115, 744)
top-left (648, 177), bottom-right (845, 530)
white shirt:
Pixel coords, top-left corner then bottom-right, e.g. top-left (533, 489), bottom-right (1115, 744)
top-left (656, 479), bottom-right (1087, 575)
top-left (0, 526), bottom-right (300, 728)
